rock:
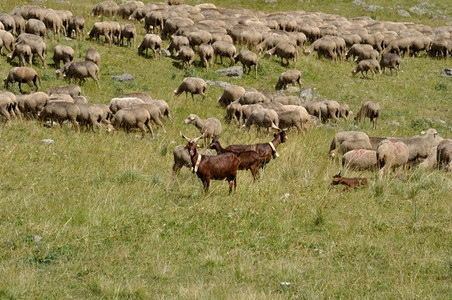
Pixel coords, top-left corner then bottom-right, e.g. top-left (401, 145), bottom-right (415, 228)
top-left (112, 73), bottom-right (134, 82)
top-left (265, 0), bottom-right (277, 2)
top-left (33, 235), bottom-right (42, 243)
top-left (280, 193), bottom-right (290, 199)
top-left (441, 68), bottom-right (452, 77)
top-left (409, 6), bottom-right (430, 16)
top-left (418, 2), bottom-right (435, 8)
top-left (205, 80), bottom-right (230, 88)
top-left (286, 86), bottom-right (301, 94)
top-left (364, 5), bottom-right (383, 11)
top-left (215, 66), bottom-right (243, 79)
top-left (299, 88), bottom-right (314, 102)
top-left (387, 121), bottom-right (401, 127)
top-left (160, 49), bottom-right (171, 57)
top-left (63, 37), bottom-right (73, 41)
top-left (397, 9), bottom-right (411, 17)
top-left (326, 123), bottom-right (338, 128)
top-left (425, 118), bottom-right (446, 125)
top-left (41, 139), bottom-right (54, 144)
top-left (352, 0), bottom-right (365, 6)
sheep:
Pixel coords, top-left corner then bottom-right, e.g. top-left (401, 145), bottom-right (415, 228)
top-left (184, 114), bottom-right (222, 147)
top-left (0, 30), bottom-right (15, 55)
top-left (46, 85), bottom-right (81, 98)
top-left (108, 97), bottom-right (145, 114)
top-left (273, 96), bottom-right (301, 106)
top-left (73, 96), bottom-right (89, 104)
top-left (398, 129), bottom-right (442, 162)
top-left (300, 101), bottom-right (322, 120)
top-left (380, 53), bottom-right (401, 76)
top-left (241, 104), bottom-right (264, 123)
top-left (243, 108), bottom-right (279, 134)
top-left (276, 108), bottom-right (310, 132)
top-left (53, 45), bottom-right (74, 68)
top-left (352, 59), bottom-right (382, 79)
top-left (275, 69), bottom-right (302, 90)
top-left (329, 131), bottom-right (373, 158)
top-left (138, 34), bottom-right (162, 59)
top-left (225, 101), bottom-right (243, 124)
top-left (131, 103), bottom-right (166, 135)
top-left (354, 101), bottom-right (380, 129)
top-left (49, 93), bottom-right (74, 103)
top-left (212, 41), bottom-right (236, 66)
top-left (43, 11), bottom-right (65, 39)
top-left (40, 102), bottom-right (80, 131)
top-left (172, 144), bottom-right (213, 175)
top-left (68, 16), bottom-right (85, 40)
top-left (6, 43), bottom-right (32, 67)
top-left (25, 18), bottom-right (46, 37)
top-left (218, 85), bottom-right (245, 107)
top-left (117, 92), bottom-right (152, 103)
top-left (166, 35), bottom-right (189, 56)
top-left (85, 48), bottom-right (101, 67)
top-left (342, 149), bottom-right (377, 170)
top-left (57, 61), bottom-right (100, 86)
top-left (345, 44), bottom-right (374, 61)
top-left (437, 139), bottom-right (452, 171)
top-left (188, 30), bottom-right (212, 48)
top-left (321, 100), bottom-right (340, 123)
top-left (89, 22), bottom-right (113, 47)
top-left (144, 11), bottom-right (163, 34)
top-left (174, 77), bottom-right (207, 101)
top-left (198, 43), bottom-right (214, 70)
top-left (111, 107), bottom-right (153, 138)
top-left (76, 103), bottom-right (110, 131)
top-left (4, 67), bottom-right (41, 93)
top-left (354, 49), bottom-right (379, 63)
top-left (339, 103), bottom-right (350, 122)
top-left (265, 42), bottom-right (298, 66)
top-left (418, 146), bottom-right (438, 170)
top-left (238, 91), bottom-right (268, 105)
top-left (235, 50), bottom-right (258, 78)
top-left (0, 92), bottom-right (17, 123)
top-left (120, 24), bottom-right (136, 48)
top-left (15, 33), bottom-right (46, 69)
top-left (176, 46), bottom-right (195, 69)
top-left (16, 92), bottom-right (49, 118)
top-left (376, 140), bottom-right (410, 175)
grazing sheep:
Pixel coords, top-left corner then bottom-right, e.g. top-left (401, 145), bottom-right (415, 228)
top-left (218, 85), bottom-right (246, 107)
top-left (0, 30), bottom-right (15, 55)
top-left (152, 99), bottom-right (172, 122)
top-left (184, 114), bottom-right (222, 147)
top-left (352, 59), bottom-right (382, 79)
top-left (89, 22), bottom-right (113, 47)
top-left (111, 107), bottom-right (154, 138)
top-left (241, 104), bottom-right (264, 123)
top-left (68, 16), bottom-right (85, 40)
top-left (345, 44), bottom-right (374, 61)
top-left (25, 18), bottom-right (46, 38)
top-left (17, 92), bottom-right (49, 118)
top-left (144, 11), bottom-right (163, 34)
top-left (57, 61), bottom-right (100, 86)
top-left (321, 100), bottom-right (340, 123)
top-left (212, 41), bottom-right (236, 66)
top-left (15, 33), bottom-right (46, 69)
top-left (342, 149), bottom-right (377, 170)
top-left (0, 92), bottom-right (17, 123)
top-left (275, 69), bottom-right (302, 90)
top-left (265, 42), bottom-right (298, 66)
top-left (131, 103), bottom-right (166, 135)
top-left (437, 139), bottom-right (452, 171)
top-left (398, 129), bottom-right (442, 162)
top-left (108, 97), bottom-right (145, 114)
top-left (49, 93), bottom-right (74, 103)
top-left (354, 101), bottom-right (380, 129)
top-left (91, 1), bottom-right (119, 17)
top-left (6, 43), bottom-right (32, 67)
top-left (355, 49), bottom-right (379, 63)
top-left (85, 48), bottom-right (101, 67)
top-left (225, 101), bottom-right (243, 124)
top-left (174, 77), bottom-right (207, 101)
top-left (4, 67), bottom-right (41, 93)
top-left (273, 96), bottom-right (301, 106)
top-left (43, 11), bottom-right (65, 39)
top-left (198, 43), bottom-right (214, 70)
top-left (276, 108), bottom-right (310, 132)
top-left (117, 92), bottom-right (152, 103)
top-left (120, 24), bottom-right (136, 48)
top-left (339, 103), bottom-right (350, 122)
top-left (53, 45), bottom-right (74, 68)
top-left (166, 35), bottom-right (189, 56)
top-left (329, 131), bottom-right (372, 158)
top-left (238, 91), bottom-right (268, 105)
top-left (73, 96), bottom-right (89, 104)
top-left (376, 140), bottom-right (410, 175)
top-left (40, 102), bottom-right (80, 131)
top-left (300, 101), bottom-right (323, 120)
top-left (138, 33), bottom-right (162, 59)
top-left (380, 53), bottom-right (401, 76)
top-left (418, 146), bottom-right (438, 170)
top-left (46, 85), bottom-right (81, 98)
top-left (176, 46), bottom-right (195, 68)
top-left (235, 50), bottom-right (258, 78)
top-left (243, 108), bottom-right (279, 133)
top-left (172, 144), bottom-right (213, 175)
top-left (76, 103), bottom-right (110, 131)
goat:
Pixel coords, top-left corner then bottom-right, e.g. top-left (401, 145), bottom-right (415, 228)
top-left (209, 139), bottom-right (266, 181)
top-left (181, 133), bottom-right (240, 194)
top-left (330, 171), bottom-right (368, 190)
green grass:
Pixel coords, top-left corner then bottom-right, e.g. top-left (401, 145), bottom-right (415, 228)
top-left (0, 0), bottom-right (451, 298)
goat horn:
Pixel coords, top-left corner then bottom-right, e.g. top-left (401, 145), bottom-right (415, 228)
top-left (336, 170), bottom-right (341, 176)
top-left (271, 122), bottom-right (281, 131)
top-left (192, 135), bottom-right (204, 143)
top-left (180, 131), bottom-right (191, 141)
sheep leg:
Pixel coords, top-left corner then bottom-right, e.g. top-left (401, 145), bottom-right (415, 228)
top-left (0, 107), bottom-right (11, 124)
top-left (137, 122), bottom-right (147, 138)
top-left (145, 119), bottom-right (154, 138)
top-left (172, 163), bottom-right (182, 175)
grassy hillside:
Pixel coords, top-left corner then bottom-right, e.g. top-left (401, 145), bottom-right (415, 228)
top-left (0, 0), bottom-right (451, 298)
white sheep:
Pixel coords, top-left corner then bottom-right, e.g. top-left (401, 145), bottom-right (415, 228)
top-left (342, 149), bottom-right (377, 170)
top-left (376, 140), bottom-right (410, 175)
top-left (329, 131), bottom-right (372, 158)
top-left (184, 114), bottom-right (222, 147)
top-left (174, 77), bottom-right (207, 101)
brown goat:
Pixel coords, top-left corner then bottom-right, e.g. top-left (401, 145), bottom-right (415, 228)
top-left (330, 171), bottom-right (368, 190)
top-left (181, 133), bottom-right (240, 194)
top-left (209, 139), bottom-right (266, 181)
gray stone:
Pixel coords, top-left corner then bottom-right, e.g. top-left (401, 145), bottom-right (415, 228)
top-left (387, 121), bottom-right (401, 127)
top-left (352, 0), bottom-right (365, 6)
top-left (286, 86), bottom-right (301, 94)
top-left (441, 68), bottom-right (452, 77)
top-left (326, 123), bottom-right (338, 128)
top-left (264, 0), bottom-right (277, 2)
top-left (364, 5), bottom-right (383, 12)
top-left (112, 73), bottom-right (134, 82)
top-left (205, 80), bottom-right (230, 88)
top-left (160, 49), bottom-right (171, 57)
top-left (215, 66), bottom-right (243, 79)
top-left (425, 117), bottom-right (446, 125)
top-left (33, 235), bottom-right (42, 243)
top-left (299, 88), bottom-right (314, 102)
top-left (418, 2), bottom-right (435, 8)
top-left (63, 37), bottom-right (73, 41)
top-left (409, 6), bottom-right (430, 16)
top-left (41, 139), bottom-right (54, 144)
top-left (397, 9), bottom-right (411, 17)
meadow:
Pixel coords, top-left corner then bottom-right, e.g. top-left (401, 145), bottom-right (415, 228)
top-left (0, 0), bottom-right (451, 298)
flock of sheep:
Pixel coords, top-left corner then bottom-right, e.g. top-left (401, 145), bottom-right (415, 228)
top-left (0, 0), bottom-right (451, 192)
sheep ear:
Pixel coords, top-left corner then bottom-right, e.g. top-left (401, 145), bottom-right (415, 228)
top-left (180, 131), bottom-right (190, 141)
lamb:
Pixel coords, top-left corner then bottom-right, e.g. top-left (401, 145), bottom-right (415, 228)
top-left (4, 67), bottom-right (41, 93)
top-left (46, 85), bottom-right (81, 98)
top-left (85, 48), bottom-right (100, 67)
top-left (131, 103), bottom-right (166, 135)
top-left (174, 77), bottom-right (207, 101)
top-left (53, 45), bottom-right (74, 68)
top-left (111, 107), bottom-right (153, 138)
top-left (380, 53), bottom-right (401, 76)
top-left (138, 33), bottom-right (162, 59)
top-left (265, 42), bottom-right (298, 66)
top-left (172, 144), bottom-right (213, 175)
top-left (184, 114), bottom-right (222, 147)
top-left (376, 140), bottom-right (410, 175)
top-left (341, 149), bottom-right (377, 170)
top-left (176, 46), bottom-right (195, 68)
top-left (218, 85), bottom-right (246, 107)
top-left (234, 50), bottom-right (258, 78)
top-left (198, 43), bottom-right (214, 70)
top-left (40, 102), bottom-right (80, 131)
top-left (275, 69), bottom-right (302, 90)
top-left (437, 139), bottom-right (452, 171)
top-left (329, 131), bottom-right (372, 158)
top-left (352, 59), bottom-right (382, 79)
top-left (243, 108), bottom-right (279, 133)
top-left (330, 171), bottom-right (368, 190)
top-left (212, 41), bottom-right (236, 66)
top-left (108, 97), bottom-right (145, 114)
top-left (354, 101), bottom-right (380, 129)
top-left (16, 92), bottom-right (49, 118)
top-left (6, 43), bottom-right (32, 67)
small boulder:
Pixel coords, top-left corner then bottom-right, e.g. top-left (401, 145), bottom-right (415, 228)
top-left (215, 66), bottom-right (243, 79)
top-left (441, 68), bottom-right (452, 77)
top-left (387, 121), bottom-right (401, 127)
top-left (41, 139), bottom-right (55, 144)
top-left (299, 88), bottom-right (314, 102)
top-left (397, 9), bottom-right (411, 17)
top-left (112, 73), bottom-right (135, 82)
top-left (286, 86), bottom-right (301, 94)
top-left (205, 80), bottom-right (230, 88)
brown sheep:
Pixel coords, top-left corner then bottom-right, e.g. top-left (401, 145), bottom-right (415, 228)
top-left (352, 59), bottom-right (382, 79)
top-left (354, 101), bottom-right (380, 129)
top-left (4, 67), bottom-right (41, 93)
